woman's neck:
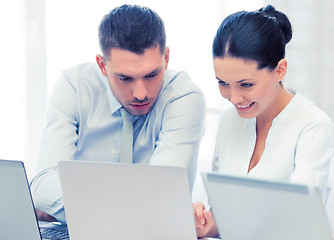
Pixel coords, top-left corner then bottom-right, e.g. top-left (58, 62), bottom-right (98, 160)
top-left (256, 86), bottom-right (293, 128)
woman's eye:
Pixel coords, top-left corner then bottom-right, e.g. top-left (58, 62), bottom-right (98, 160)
top-left (218, 80), bottom-right (228, 86)
top-left (241, 83), bottom-right (253, 88)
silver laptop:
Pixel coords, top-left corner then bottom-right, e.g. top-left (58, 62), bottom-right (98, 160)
top-left (58, 160), bottom-right (197, 240)
top-left (202, 172), bottom-right (333, 240)
top-left (0, 159), bottom-right (69, 240)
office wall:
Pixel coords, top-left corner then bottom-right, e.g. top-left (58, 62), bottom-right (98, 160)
top-left (0, 0), bottom-right (27, 165)
top-left (263, 0), bottom-right (334, 232)
top-left (265, 0), bottom-right (334, 121)
top-left (26, 0), bottom-right (47, 177)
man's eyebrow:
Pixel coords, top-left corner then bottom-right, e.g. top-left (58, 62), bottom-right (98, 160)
top-left (144, 68), bottom-right (161, 76)
top-left (114, 68), bottom-right (161, 78)
top-left (113, 73), bottom-right (133, 78)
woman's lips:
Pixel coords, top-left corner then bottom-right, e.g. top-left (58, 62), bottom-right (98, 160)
top-left (235, 102), bottom-right (255, 110)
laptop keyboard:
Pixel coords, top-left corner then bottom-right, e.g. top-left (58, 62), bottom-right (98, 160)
top-left (40, 226), bottom-right (69, 240)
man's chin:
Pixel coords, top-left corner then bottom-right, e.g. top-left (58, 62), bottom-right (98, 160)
top-left (128, 106), bottom-right (152, 116)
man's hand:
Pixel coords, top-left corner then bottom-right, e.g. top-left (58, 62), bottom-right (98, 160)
top-left (35, 209), bottom-right (57, 222)
top-left (193, 202), bottom-right (219, 238)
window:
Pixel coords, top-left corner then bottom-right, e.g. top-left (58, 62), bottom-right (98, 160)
top-left (45, 0), bottom-right (263, 109)
top-left (0, 0), bottom-right (263, 176)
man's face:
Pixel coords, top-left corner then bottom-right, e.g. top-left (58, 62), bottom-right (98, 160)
top-left (97, 45), bottom-right (169, 116)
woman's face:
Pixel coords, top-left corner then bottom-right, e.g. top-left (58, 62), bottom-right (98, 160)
top-left (213, 57), bottom-right (285, 120)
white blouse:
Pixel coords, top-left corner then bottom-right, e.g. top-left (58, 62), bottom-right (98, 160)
top-left (213, 88), bottom-right (334, 201)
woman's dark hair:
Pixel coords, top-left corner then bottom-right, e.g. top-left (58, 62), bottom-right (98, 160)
top-left (213, 5), bottom-right (292, 71)
top-left (98, 4), bottom-right (166, 57)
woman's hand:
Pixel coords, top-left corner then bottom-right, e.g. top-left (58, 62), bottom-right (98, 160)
top-left (35, 208), bottom-right (57, 222)
top-left (193, 202), bottom-right (219, 238)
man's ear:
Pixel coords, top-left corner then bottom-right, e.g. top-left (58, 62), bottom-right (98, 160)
top-left (275, 59), bottom-right (287, 82)
top-left (96, 54), bottom-right (107, 76)
top-left (164, 47), bottom-right (170, 70)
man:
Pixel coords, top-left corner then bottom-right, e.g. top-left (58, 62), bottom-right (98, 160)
top-left (31, 4), bottom-right (206, 223)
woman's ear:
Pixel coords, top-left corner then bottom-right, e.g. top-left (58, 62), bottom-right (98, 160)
top-left (275, 59), bottom-right (287, 82)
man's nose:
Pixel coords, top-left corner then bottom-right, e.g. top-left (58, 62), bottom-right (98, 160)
top-left (133, 80), bottom-right (148, 101)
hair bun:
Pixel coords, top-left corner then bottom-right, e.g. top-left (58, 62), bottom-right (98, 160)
top-left (259, 5), bottom-right (292, 44)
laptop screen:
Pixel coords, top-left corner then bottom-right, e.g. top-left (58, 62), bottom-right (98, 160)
top-left (58, 160), bottom-right (198, 240)
top-left (202, 172), bottom-right (333, 240)
top-left (0, 160), bottom-right (41, 240)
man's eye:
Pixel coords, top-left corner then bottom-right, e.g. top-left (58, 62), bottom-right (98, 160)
top-left (119, 77), bottom-right (132, 81)
top-left (146, 73), bottom-right (158, 79)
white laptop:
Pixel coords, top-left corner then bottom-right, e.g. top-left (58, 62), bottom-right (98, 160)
top-left (0, 159), bottom-right (69, 240)
top-left (202, 172), bottom-right (333, 240)
top-left (58, 160), bottom-right (198, 240)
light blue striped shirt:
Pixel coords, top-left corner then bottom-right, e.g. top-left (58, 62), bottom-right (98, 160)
top-left (32, 62), bottom-right (206, 223)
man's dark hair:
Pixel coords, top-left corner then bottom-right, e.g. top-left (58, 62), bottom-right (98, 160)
top-left (98, 4), bottom-right (166, 57)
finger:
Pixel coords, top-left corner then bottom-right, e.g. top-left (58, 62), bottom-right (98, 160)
top-left (193, 202), bottom-right (206, 222)
top-left (203, 210), bottom-right (214, 225)
top-left (193, 209), bottom-right (207, 227)
top-left (203, 210), bottom-right (219, 237)
top-left (194, 214), bottom-right (203, 228)
top-left (193, 210), bottom-right (206, 226)
top-left (195, 211), bottom-right (206, 225)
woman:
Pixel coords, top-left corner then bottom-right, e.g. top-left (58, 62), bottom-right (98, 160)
top-left (194, 5), bottom-right (334, 238)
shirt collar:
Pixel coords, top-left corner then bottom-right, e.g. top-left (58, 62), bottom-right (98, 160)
top-left (96, 64), bottom-right (122, 115)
